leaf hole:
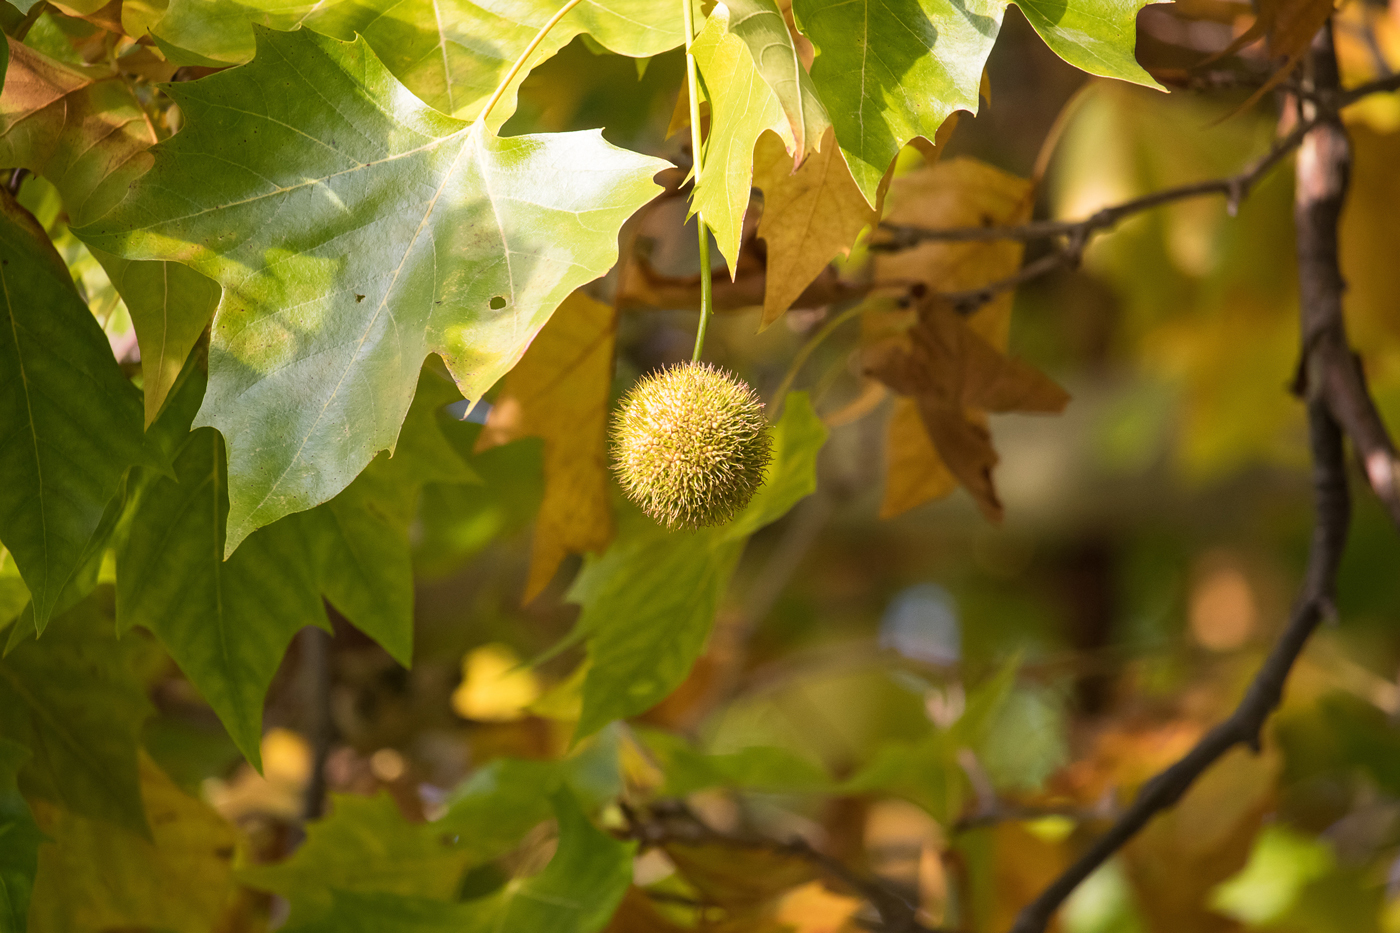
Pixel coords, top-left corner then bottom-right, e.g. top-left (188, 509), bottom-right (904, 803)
top-left (490, 296), bottom-right (507, 310)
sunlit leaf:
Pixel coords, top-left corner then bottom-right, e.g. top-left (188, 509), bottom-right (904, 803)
top-left (792, 0), bottom-right (1160, 204)
top-left (80, 27), bottom-right (670, 555)
top-left (791, 0), bottom-right (1001, 203)
top-left (753, 128), bottom-right (877, 328)
top-left (151, 0), bottom-right (682, 124)
top-left (726, 0), bottom-right (831, 162)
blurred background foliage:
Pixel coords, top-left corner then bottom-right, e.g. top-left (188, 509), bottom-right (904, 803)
top-left (4, 0), bottom-right (1400, 931)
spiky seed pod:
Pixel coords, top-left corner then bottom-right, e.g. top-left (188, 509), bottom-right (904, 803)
top-left (612, 362), bottom-right (773, 530)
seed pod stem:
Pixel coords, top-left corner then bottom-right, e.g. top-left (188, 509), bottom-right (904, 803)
top-left (682, 0), bottom-right (714, 362)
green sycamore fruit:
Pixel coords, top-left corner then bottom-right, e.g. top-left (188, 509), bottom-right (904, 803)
top-left (612, 362), bottom-right (773, 530)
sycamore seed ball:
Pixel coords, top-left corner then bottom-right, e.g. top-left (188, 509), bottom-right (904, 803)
top-left (613, 362), bottom-right (773, 530)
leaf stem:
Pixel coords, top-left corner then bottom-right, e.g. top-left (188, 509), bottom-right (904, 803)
top-left (478, 0), bottom-right (585, 125)
top-left (683, 0), bottom-right (713, 362)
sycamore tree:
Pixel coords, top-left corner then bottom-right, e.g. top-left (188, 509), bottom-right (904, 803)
top-left (3, 0), bottom-right (1400, 930)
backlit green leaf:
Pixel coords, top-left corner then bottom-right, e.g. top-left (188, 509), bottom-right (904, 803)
top-left (726, 0), bottom-right (831, 162)
top-left (1016, 0), bottom-right (1164, 89)
top-left (639, 729), bottom-right (834, 796)
top-left (690, 4), bottom-right (790, 275)
top-left (151, 0), bottom-right (682, 125)
top-left (79, 27), bottom-right (670, 555)
top-left (0, 192), bottom-right (150, 630)
top-left (792, 0), bottom-right (1160, 204)
top-left (240, 793), bottom-right (474, 910)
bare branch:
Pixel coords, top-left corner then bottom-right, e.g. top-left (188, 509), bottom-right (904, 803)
top-left (1006, 23), bottom-right (1361, 933)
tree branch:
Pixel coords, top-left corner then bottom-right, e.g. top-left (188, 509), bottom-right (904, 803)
top-left (876, 69), bottom-right (1400, 316)
top-left (1005, 23), bottom-right (1359, 933)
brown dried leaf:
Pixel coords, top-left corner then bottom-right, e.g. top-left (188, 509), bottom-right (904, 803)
top-left (476, 291), bottom-right (617, 602)
top-left (867, 305), bottom-right (1069, 521)
top-left (753, 128), bottom-right (878, 329)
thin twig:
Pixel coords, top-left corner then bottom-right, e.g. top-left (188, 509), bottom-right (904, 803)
top-left (1006, 23), bottom-right (1358, 933)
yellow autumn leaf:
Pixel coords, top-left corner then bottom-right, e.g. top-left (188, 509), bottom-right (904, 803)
top-left (477, 291), bottom-right (617, 602)
top-left (28, 753), bottom-right (239, 933)
top-left (451, 643), bottom-right (542, 723)
top-left (753, 127), bottom-right (878, 329)
top-left (881, 396), bottom-right (959, 519)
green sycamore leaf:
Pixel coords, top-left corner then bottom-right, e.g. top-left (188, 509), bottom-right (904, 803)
top-left (0, 191), bottom-right (151, 631)
top-left (638, 728), bottom-right (834, 796)
top-left (244, 753), bottom-right (617, 925)
top-left (296, 368), bottom-right (478, 667)
top-left (690, 4), bottom-right (791, 276)
top-left (435, 757), bottom-right (559, 861)
top-left (838, 659), bottom-right (1019, 821)
top-left (724, 388), bottom-right (828, 539)
top-left (119, 360), bottom-right (473, 768)
top-left (791, 0), bottom-right (1161, 205)
top-left (570, 520), bottom-right (747, 741)
top-left (0, 739), bottom-right (41, 933)
top-left (0, 39), bottom-right (222, 426)
top-left (281, 790), bottom-right (632, 933)
top-left (79, 26), bottom-right (671, 555)
top-left (240, 792), bottom-right (475, 911)
top-left (1015, 0), bottom-right (1166, 90)
top-left (725, 0), bottom-right (831, 163)
top-left (791, 0), bottom-right (1001, 205)
top-left (570, 393), bottom-right (827, 741)
top-left (150, 0), bottom-right (682, 125)
top-left (0, 600), bottom-right (152, 836)
top-left (117, 421), bottom-right (330, 769)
